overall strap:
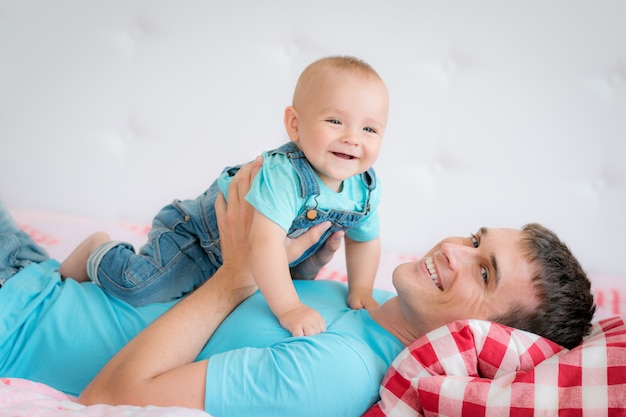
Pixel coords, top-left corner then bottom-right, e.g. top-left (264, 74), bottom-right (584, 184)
top-left (360, 168), bottom-right (376, 215)
top-left (268, 142), bottom-right (320, 198)
top-left (361, 168), bottom-right (376, 191)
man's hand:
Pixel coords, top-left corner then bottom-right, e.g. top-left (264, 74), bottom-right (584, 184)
top-left (220, 155), bottom-right (344, 282)
top-left (215, 158), bottom-right (261, 296)
top-left (289, 229), bottom-right (344, 280)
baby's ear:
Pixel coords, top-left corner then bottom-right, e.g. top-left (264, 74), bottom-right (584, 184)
top-left (283, 106), bottom-right (299, 142)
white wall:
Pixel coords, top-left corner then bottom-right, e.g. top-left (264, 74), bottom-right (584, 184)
top-left (2, 1), bottom-right (625, 278)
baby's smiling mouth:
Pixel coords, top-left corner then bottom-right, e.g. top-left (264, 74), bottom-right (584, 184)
top-left (332, 152), bottom-right (356, 160)
top-left (425, 256), bottom-right (443, 291)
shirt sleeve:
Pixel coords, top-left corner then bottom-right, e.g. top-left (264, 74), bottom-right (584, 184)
top-left (204, 338), bottom-right (382, 417)
top-left (245, 155), bottom-right (302, 232)
top-left (345, 177), bottom-right (382, 242)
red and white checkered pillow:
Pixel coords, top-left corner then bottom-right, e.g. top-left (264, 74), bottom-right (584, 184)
top-left (365, 316), bottom-right (626, 417)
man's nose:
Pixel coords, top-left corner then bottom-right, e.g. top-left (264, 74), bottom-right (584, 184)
top-left (440, 242), bottom-right (473, 271)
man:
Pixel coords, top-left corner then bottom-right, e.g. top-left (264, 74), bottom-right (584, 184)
top-left (0, 161), bottom-right (595, 416)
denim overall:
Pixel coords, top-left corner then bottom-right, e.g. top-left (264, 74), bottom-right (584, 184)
top-left (86, 180), bottom-right (225, 306)
top-left (87, 142), bottom-right (376, 306)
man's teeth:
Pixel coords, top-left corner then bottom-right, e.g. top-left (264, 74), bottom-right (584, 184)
top-left (425, 256), bottom-right (442, 290)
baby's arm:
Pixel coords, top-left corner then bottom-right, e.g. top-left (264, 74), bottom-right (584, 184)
top-left (249, 211), bottom-right (326, 336)
top-left (345, 236), bottom-right (380, 310)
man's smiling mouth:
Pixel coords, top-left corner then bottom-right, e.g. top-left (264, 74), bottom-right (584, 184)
top-left (425, 256), bottom-right (443, 291)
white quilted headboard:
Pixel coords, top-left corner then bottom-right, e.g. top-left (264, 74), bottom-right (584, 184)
top-left (2, 2), bottom-right (624, 286)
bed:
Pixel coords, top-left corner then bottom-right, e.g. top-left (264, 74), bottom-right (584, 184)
top-left (2, 208), bottom-right (625, 416)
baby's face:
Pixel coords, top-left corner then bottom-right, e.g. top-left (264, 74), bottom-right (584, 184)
top-left (290, 70), bottom-right (389, 191)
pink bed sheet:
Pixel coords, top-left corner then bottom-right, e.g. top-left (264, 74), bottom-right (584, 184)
top-left (0, 378), bottom-right (212, 417)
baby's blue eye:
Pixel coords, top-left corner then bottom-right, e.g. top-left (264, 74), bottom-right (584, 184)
top-left (471, 234), bottom-right (479, 248)
top-left (363, 127), bottom-right (377, 133)
top-left (327, 119), bottom-right (341, 125)
top-left (481, 267), bottom-right (489, 284)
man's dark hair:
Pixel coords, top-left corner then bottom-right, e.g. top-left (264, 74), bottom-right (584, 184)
top-left (490, 223), bottom-right (596, 349)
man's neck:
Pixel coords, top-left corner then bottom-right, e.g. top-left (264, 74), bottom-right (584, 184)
top-left (369, 297), bottom-right (423, 347)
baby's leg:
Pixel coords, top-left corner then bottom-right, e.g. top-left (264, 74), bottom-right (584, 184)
top-left (59, 231), bottom-right (110, 282)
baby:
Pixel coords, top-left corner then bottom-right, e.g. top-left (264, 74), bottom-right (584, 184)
top-left (60, 55), bottom-right (389, 336)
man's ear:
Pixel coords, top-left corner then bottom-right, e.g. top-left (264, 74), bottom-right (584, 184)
top-left (284, 106), bottom-right (299, 142)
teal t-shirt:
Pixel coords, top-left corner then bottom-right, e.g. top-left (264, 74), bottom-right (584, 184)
top-left (202, 275), bottom-right (402, 417)
top-left (0, 260), bottom-right (172, 395)
top-left (0, 260), bottom-right (403, 416)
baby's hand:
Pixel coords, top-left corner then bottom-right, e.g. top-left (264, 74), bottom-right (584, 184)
top-left (278, 303), bottom-right (326, 337)
top-left (347, 288), bottom-right (379, 310)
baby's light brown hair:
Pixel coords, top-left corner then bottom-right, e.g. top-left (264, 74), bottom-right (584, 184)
top-left (292, 56), bottom-right (385, 109)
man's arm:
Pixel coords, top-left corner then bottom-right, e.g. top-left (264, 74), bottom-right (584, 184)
top-left (78, 159), bottom-right (341, 409)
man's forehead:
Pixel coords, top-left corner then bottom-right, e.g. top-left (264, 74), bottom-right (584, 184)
top-left (478, 226), bottom-right (520, 236)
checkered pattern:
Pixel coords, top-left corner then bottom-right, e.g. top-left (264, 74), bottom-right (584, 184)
top-left (364, 316), bottom-right (626, 417)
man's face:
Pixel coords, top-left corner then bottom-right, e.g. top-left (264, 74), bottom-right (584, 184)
top-left (393, 227), bottom-right (538, 336)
